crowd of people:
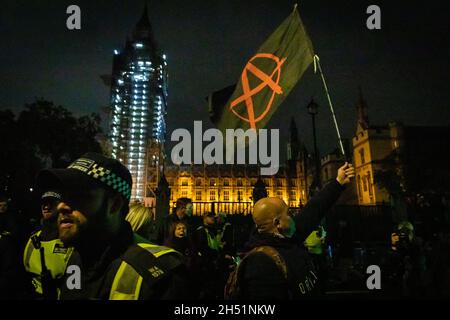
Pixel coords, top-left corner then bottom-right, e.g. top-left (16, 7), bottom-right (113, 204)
top-left (1, 152), bottom-right (449, 300)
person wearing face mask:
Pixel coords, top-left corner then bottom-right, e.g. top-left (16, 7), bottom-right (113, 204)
top-left (226, 162), bottom-right (355, 300)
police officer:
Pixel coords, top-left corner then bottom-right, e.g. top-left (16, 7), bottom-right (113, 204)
top-left (35, 152), bottom-right (190, 300)
top-left (23, 191), bottom-right (73, 299)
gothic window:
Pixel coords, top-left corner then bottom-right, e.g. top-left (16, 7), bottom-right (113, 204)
top-left (359, 148), bottom-right (366, 165)
top-left (357, 175), bottom-right (363, 198)
top-left (367, 172), bottom-right (373, 196)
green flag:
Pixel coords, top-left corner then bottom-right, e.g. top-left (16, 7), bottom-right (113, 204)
top-left (209, 8), bottom-right (315, 132)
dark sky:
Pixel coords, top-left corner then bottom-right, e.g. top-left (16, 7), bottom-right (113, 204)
top-left (1, 0), bottom-right (449, 160)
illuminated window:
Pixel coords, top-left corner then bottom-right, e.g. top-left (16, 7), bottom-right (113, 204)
top-left (224, 179), bottom-right (229, 186)
top-left (223, 191), bottom-right (230, 201)
top-left (209, 191), bottom-right (216, 201)
top-left (196, 191), bottom-right (202, 201)
top-left (290, 191), bottom-right (296, 201)
top-left (367, 172), bottom-right (373, 196)
top-left (359, 148), bottom-right (365, 164)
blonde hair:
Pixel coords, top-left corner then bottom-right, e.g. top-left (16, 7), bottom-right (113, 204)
top-left (125, 203), bottom-right (153, 233)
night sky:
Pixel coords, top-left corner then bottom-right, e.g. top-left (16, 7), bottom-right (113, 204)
top-left (1, 0), bottom-right (449, 161)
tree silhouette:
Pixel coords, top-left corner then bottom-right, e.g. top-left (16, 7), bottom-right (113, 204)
top-left (0, 99), bottom-right (103, 215)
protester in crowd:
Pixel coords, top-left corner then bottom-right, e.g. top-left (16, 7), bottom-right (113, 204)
top-left (165, 222), bottom-right (191, 255)
top-left (225, 162), bottom-right (354, 299)
top-left (194, 212), bottom-right (226, 299)
top-left (164, 221), bottom-right (201, 295)
top-left (216, 212), bottom-right (234, 256)
top-left (384, 221), bottom-right (427, 297)
top-left (35, 152), bottom-right (190, 300)
top-left (304, 225), bottom-right (328, 293)
top-left (195, 212), bottom-right (221, 257)
top-left (155, 197), bottom-right (194, 245)
top-left (23, 190), bottom-right (73, 299)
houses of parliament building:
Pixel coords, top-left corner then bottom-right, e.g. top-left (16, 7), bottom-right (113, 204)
top-left (162, 118), bottom-right (311, 214)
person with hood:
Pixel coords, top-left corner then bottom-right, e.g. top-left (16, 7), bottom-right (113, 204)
top-left (227, 162), bottom-right (354, 299)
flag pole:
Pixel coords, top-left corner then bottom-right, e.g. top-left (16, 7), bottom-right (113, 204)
top-left (313, 54), bottom-right (347, 159)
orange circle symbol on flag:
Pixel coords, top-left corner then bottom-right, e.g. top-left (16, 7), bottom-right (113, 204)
top-left (229, 53), bottom-right (286, 129)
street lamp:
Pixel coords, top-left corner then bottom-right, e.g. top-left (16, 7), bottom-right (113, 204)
top-left (307, 98), bottom-right (321, 190)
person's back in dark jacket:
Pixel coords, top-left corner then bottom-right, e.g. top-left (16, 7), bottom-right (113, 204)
top-left (241, 232), bottom-right (320, 299)
top-left (237, 163), bottom-right (354, 300)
